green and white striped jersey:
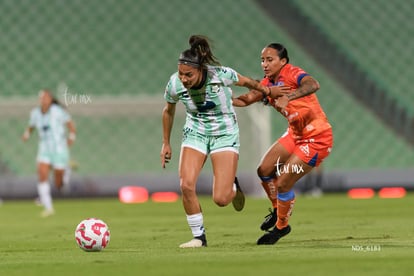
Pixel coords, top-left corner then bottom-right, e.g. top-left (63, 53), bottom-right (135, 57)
top-left (164, 65), bottom-right (239, 136)
top-left (29, 104), bottom-right (71, 152)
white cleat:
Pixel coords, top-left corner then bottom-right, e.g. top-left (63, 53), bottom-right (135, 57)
top-left (34, 197), bottom-right (43, 207)
top-left (41, 209), bottom-right (55, 218)
top-left (179, 236), bottom-right (207, 248)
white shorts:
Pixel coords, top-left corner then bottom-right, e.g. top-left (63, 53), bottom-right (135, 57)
top-left (181, 127), bottom-right (240, 155)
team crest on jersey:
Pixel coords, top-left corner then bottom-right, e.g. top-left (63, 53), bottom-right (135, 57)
top-left (211, 85), bottom-right (220, 93)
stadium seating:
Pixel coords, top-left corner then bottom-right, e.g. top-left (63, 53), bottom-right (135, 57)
top-left (291, 0), bottom-right (414, 115)
top-left (0, 0), bottom-right (413, 178)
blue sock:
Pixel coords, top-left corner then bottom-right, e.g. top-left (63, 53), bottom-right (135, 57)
top-left (277, 190), bottom-right (295, 201)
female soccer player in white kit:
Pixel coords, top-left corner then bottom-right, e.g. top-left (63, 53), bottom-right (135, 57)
top-left (22, 90), bottom-right (76, 217)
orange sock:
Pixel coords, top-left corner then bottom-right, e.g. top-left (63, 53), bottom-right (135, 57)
top-left (260, 178), bottom-right (278, 209)
top-left (276, 198), bottom-right (295, 230)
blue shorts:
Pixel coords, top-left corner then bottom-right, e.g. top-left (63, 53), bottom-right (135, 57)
top-left (181, 128), bottom-right (240, 155)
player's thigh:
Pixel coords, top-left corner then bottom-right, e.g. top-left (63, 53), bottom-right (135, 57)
top-left (210, 150), bottom-right (238, 195)
top-left (179, 146), bottom-right (207, 187)
top-left (53, 169), bottom-right (65, 187)
top-left (277, 154), bottom-right (313, 192)
top-left (258, 141), bottom-right (292, 176)
top-left (209, 132), bottom-right (239, 191)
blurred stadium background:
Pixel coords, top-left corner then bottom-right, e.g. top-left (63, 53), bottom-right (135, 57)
top-left (1, 0), bottom-right (413, 198)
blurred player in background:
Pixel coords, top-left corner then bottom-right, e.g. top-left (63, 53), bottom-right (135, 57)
top-left (22, 89), bottom-right (76, 217)
top-left (160, 35), bottom-right (285, 248)
top-left (233, 43), bottom-right (333, 245)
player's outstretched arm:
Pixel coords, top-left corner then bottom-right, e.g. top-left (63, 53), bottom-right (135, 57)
top-left (286, 76), bottom-right (320, 101)
top-left (161, 102), bottom-right (176, 168)
top-left (236, 74), bottom-right (291, 99)
top-left (67, 120), bottom-right (76, 146)
top-left (22, 126), bottom-right (34, 142)
top-left (233, 90), bottom-right (263, 107)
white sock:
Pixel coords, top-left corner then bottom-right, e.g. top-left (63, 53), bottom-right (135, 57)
top-left (37, 182), bottom-right (53, 211)
top-left (186, 213), bottom-right (205, 237)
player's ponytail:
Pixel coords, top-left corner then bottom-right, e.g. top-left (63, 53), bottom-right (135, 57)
top-left (178, 35), bottom-right (220, 68)
top-left (51, 97), bottom-right (64, 108)
top-left (42, 89), bottom-right (65, 108)
top-left (189, 35), bottom-right (220, 66)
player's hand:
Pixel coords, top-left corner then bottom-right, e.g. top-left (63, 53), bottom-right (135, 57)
top-left (160, 144), bottom-right (172, 169)
top-left (67, 139), bottom-right (75, 147)
top-left (22, 131), bottom-right (30, 142)
top-left (274, 95), bottom-right (289, 115)
top-left (269, 85), bottom-right (291, 98)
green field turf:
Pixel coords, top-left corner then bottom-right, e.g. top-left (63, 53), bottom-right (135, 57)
top-left (1, 193), bottom-right (413, 275)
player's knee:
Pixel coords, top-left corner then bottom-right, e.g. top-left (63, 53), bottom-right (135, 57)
top-left (257, 165), bottom-right (276, 180)
top-left (276, 176), bottom-right (292, 192)
top-left (277, 180), bottom-right (291, 193)
top-left (256, 165), bottom-right (266, 177)
top-left (213, 194), bottom-right (231, 207)
top-left (213, 198), bottom-right (229, 207)
top-left (180, 179), bottom-right (196, 196)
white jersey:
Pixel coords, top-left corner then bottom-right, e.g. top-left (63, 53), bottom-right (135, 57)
top-left (164, 65), bottom-right (239, 136)
top-left (29, 104), bottom-right (71, 153)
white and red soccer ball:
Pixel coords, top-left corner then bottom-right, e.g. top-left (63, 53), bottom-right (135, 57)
top-left (75, 218), bottom-right (110, 252)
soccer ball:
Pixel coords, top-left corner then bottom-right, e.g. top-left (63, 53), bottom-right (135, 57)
top-left (75, 218), bottom-right (110, 252)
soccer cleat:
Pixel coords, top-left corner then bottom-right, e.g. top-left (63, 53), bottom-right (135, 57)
top-left (260, 208), bottom-right (277, 231)
top-left (34, 197), bottom-right (43, 207)
top-left (41, 209), bottom-right (55, 218)
top-left (256, 225), bottom-right (291, 245)
top-left (232, 177), bottom-right (245, 212)
top-left (179, 234), bottom-right (207, 248)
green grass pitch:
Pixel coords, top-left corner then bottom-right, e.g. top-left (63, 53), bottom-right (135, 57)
top-left (1, 193), bottom-right (414, 275)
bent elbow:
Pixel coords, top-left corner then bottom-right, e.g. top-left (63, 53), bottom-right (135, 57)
top-left (313, 80), bottom-right (320, 92)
